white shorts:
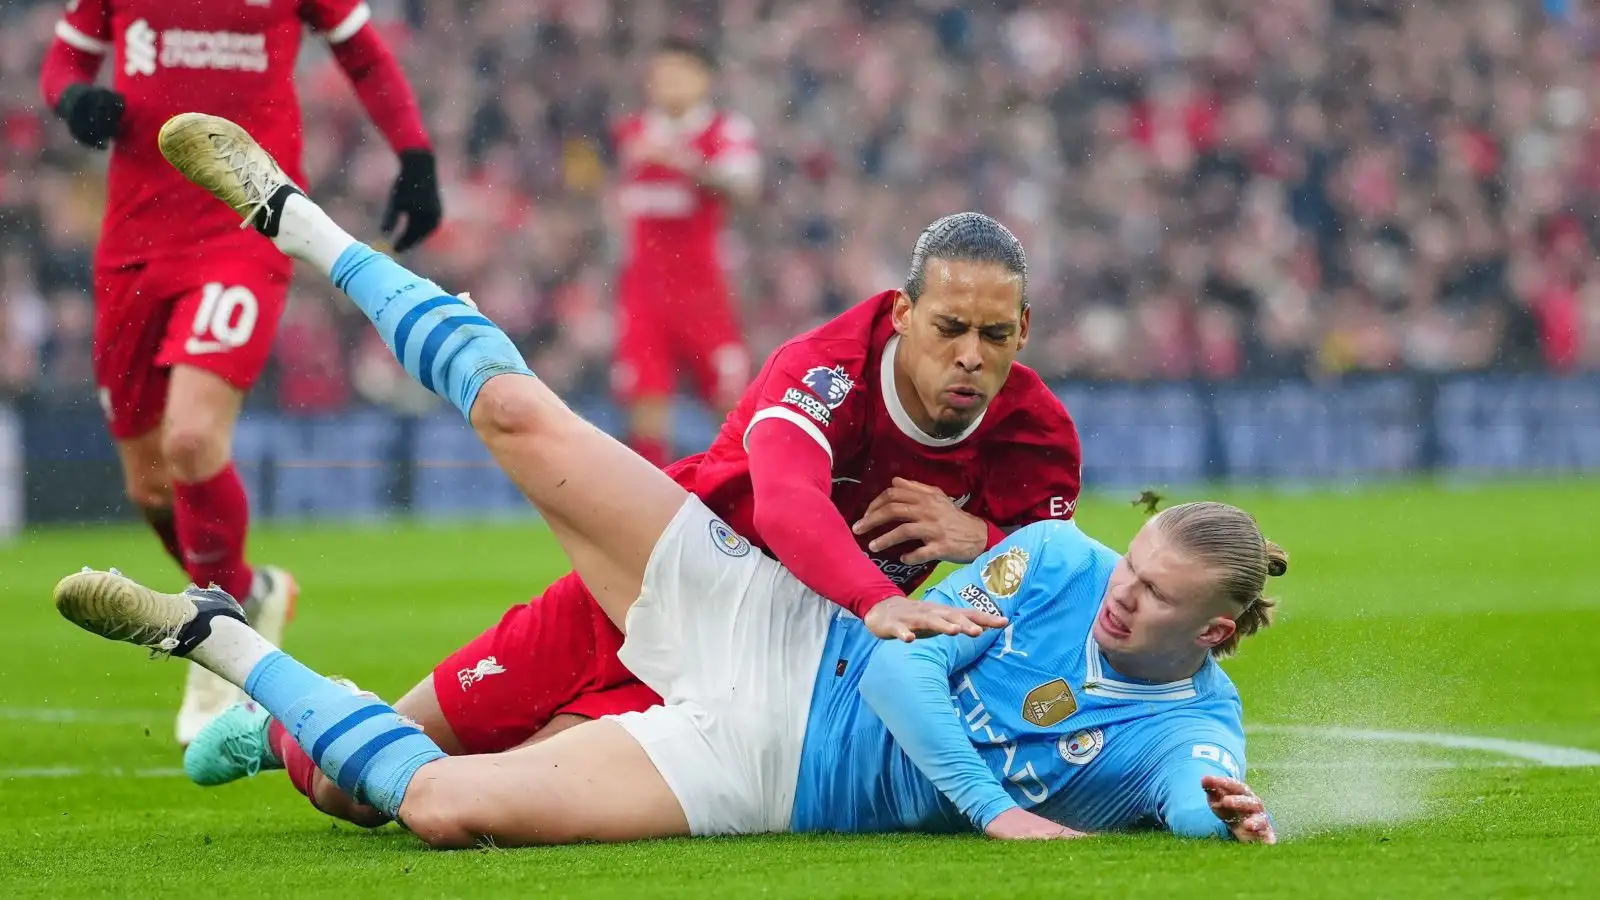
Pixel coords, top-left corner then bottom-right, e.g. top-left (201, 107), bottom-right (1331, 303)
top-left (607, 496), bottom-right (835, 836)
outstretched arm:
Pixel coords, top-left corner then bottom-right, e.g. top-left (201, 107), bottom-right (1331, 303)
top-left (746, 420), bottom-right (902, 618)
top-left (1149, 734), bottom-right (1275, 842)
top-left (747, 421), bottom-right (1005, 641)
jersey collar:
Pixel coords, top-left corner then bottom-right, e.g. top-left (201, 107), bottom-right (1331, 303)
top-left (1082, 634), bottom-right (1198, 702)
top-left (646, 104), bottom-right (715, 138)
top-left (880, 334), bottom-right (987, 447)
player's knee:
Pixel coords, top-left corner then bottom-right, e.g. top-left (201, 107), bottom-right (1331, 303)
top-left (160, 420), bottom-right (230, 481)
top-left (397, 780), bottom-right (478, 850)
top-left (469, 376), bottom-right (568, 442)
top-left (124, 476), bottom-right (171, 510)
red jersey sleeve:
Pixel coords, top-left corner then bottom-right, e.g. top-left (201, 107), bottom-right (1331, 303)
top-left (741, 337), bottom-right (870, 466)
top-left (311, 1), bottom-right (432, 153)
top-left (975, 375), bottom-right (1084, 528)
top-left (741, 336), bottom-right (899, 617)
top-left (42, 0), bottom-right (112, 108)
top-left (707, 111), bottom-right (760, 186)
top-left (55, 0), bottom-right (112, 53)
top-left (298, 0), bottom-right (371, 41)
top-left (746, 420), bottom-right (902, 618)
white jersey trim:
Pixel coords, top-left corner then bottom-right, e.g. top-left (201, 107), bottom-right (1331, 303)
top-left (880, 334), bottom-right (986, 447)
top-left (745, 406), bottom-right (833, 464)
top-left (55, 20), bottom-right (110, 55)
top-left (1083, 634), bottom-right (1197, 702)
top-left (323, 3), bottom-right (372, 44)
top-left (710, 152), bottom-right (761, 183)
top-left (644, 103), bottom-right (715, 139)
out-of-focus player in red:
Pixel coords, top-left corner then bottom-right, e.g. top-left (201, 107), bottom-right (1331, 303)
top-left (610, 38), bottom-right (760, 468)
top-left (39, 0), bottom-right (441, 745)
top-left (187, 213), bottom-right (1084, 827)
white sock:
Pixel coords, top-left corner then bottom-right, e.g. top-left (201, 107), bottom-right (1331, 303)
top-left (188, 616), bottom-right (279, 687)
top-left (274, 193), bottom-right (357, 277)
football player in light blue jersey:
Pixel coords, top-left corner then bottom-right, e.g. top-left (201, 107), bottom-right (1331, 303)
top-left (794, 502), bottom-right (1282, 842)
top-left (54, 117), bottom-right (1277, 851)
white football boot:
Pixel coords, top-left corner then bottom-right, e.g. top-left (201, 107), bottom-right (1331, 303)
top-left (175, 566), bottom-right (296, 746)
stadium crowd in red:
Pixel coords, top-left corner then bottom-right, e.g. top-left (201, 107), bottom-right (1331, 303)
top-left (3, 0), bottom-right (1599, 412)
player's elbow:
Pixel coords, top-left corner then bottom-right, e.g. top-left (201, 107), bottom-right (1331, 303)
top-left (749, 494), bottom-right (797, 547)
top-left (857, 646), bottom-right (908, 706)
top-left (1165, 808), bottom-right (1233, 842)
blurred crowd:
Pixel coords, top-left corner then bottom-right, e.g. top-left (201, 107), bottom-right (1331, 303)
top-left (4, 0), bottom-right (1600, 415)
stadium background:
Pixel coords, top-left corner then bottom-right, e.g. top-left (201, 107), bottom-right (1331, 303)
top-left (0, 3), bottom-right (1598, 894)
top-left (3, 0), bottom-right (1600, 534)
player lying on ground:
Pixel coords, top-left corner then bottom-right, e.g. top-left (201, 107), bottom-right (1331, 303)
top-left (53, 113), bottom-right (1278, 846)
top-left (183, 211), bottom-right (1084, 825)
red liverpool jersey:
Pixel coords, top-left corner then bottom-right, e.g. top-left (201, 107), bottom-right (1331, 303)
top-left (672, 291), bottom-right (1084, 594)
top-left (53, 0), bottom-right (372, 265)
top-left (612, 105), bottom-right (757, 284)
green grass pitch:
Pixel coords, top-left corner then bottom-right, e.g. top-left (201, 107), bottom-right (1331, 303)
top-left (1, 480), bottom-right (1596, 897)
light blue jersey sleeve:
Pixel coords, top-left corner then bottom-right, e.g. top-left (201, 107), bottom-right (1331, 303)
top-left (1146, 718), bottom-right (1249, 840)
top-left (856, 522), bottom-right (1083, 831)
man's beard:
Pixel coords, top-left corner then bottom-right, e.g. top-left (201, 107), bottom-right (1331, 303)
top-left (928, 412), bottom-right (975, 440)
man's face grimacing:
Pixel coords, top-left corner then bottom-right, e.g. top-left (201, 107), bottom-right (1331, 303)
top-left (891, 258), bottom-right (1029, 439)
top-left (1093, 519), bottom-right (1240, 664)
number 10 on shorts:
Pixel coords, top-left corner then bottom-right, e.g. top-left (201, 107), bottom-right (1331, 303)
top-left (186, 282), bottom-right (259, 355)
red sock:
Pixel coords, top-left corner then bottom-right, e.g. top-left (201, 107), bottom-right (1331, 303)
top-left (172, 463), bottom-right (254, 600)
top-left (629, 435), bottom-right (669, 469)
top-left (139, 505), bottom-right (185, 570)
top-left (269, 718), bottom-right (322, 808)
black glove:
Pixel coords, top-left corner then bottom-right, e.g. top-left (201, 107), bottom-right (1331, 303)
top-left (382, 149), bottom-right (442, 253)
top-left (55, 83), bottom-right (125, 150)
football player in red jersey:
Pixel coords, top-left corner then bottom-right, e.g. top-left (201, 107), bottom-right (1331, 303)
top-left (189, 211), bottom-right (1083, 828)
top-left (610, 38), bottom-right (761, 468)
top-left (39, 0), bottom-right (441, 745)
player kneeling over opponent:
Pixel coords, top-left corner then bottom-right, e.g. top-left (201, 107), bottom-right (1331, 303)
top-left (53, 114), bottom-right (1278, 845)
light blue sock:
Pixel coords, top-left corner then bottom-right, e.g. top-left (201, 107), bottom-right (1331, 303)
top-left (329, 242), bottom-right (533, 417)
top-left (244, 651), bottom-right (445, 820)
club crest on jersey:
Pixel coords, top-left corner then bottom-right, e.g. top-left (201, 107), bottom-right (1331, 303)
top-left (801, 365), bottom-right (855, 409)
top-left (981, 547), bottom-right (1030, 598)
top-left (1022, 678), bottom-right (1078, 728)
top-left (957, 583), bottom-right (1002, 618)
top-left (1058, 727), bottom-right (1105, 765)
top-left (457, 656), bottom-right (507, 692)
top-left (709, 519), bottom-right (752, 558)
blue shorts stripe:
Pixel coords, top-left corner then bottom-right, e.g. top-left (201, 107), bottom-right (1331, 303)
top-left (417, 315), bottom-right (497, 393)
top-left (392, 295), bottom-right (464, 362)
top-left (335, 726), bottom-right (421, 798)
top-left (309, 704), bottom-right (389, 768)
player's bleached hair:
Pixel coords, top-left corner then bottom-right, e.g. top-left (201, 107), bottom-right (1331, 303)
top-left (904, 212), bottom-right (1028, 309)
top-left (1153, 501), bottom-right (1287, 659)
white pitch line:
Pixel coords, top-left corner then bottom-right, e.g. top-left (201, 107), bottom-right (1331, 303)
top-left (0, 767), bottom-right (185, 779)
top-left (5, 711), bottom-right (1599, 773)
top-left (1248, 725), bottom-right (1600, 768)
top-left (1251, 759), bottom-right (1521, 772)
top-left (0, 707), bottom-right (166, 724)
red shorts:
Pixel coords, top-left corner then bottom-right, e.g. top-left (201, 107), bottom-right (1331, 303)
top-left (611, 267), bottom-right (749, 408)
top-left (93, 237), bottom-right (292, 440)
top-left (433, 570), bottom-right (661, 754)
